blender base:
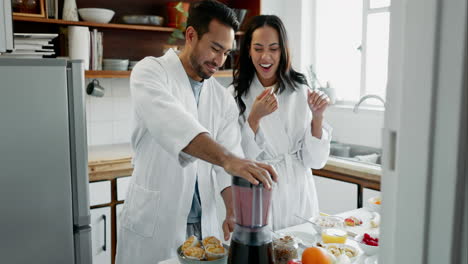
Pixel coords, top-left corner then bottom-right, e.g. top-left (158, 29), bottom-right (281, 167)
top-left (228, 239), bottom-right (274, 264)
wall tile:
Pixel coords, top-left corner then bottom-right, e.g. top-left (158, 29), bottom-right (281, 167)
top-left (89, 121), bottom-right (114, 145)
top-left (113, 119), bottom-right (132, 144)
top-left (112, 78), bottom-right (131, 98)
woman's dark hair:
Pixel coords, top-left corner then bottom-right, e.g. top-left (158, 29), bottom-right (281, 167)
top-left (186, 0), bottom-right (239, 38)
top-left (233, 15), bottom-right (309, 115)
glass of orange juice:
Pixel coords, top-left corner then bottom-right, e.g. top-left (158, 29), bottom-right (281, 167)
top-left (321, 228), bottom-right (348, 244)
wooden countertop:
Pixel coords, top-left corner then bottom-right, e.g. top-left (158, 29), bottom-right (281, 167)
top-left (87, 144), bottom-right (382, 185)
top-left (88, 143), bottom-right (133, 182)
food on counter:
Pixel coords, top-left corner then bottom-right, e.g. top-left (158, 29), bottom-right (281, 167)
top-left (301, 247), bottom-right (333, 264)
top-left (373, 197), bottom-right (381, 204)
top-left (204, 244), bottom-right (226, 260)
top-left (179, 235), bottom-right (226, 261)
top-left (370, 212), bottom-right (381, 228)
top-left (202, 236), bottom-right (221, 248)
top-left (344, 216), bottom-right (362, 226)
top-left (312, 215), bottom-right (345, 229)
top-left (361, 233), bottom-right (379, 246)
top-left (321, 228), bottom-right (348, 244)
top-left (273, 235), bottom-right (299, 264)
top-left (183, 246), bottom-right (205, 260)
top-left (182, 235), bottom-right (201, 251)
top-left (316, 243), bottom-right (358, 259)
top-left (287, 259), bottom-right (303, 264)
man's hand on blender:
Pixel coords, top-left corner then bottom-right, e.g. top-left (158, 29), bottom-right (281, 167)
top-left (222, 155), bottom-right (277, 189)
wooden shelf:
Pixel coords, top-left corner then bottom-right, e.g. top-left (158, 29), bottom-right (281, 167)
top-left (85, 70), bottom-right (131, 78)
top-left (13, 16), bottom-right (245, 35)
top-left (13, 16), bottom-right (176, 32)
top-left (85, 70), bottom-right (233, 79)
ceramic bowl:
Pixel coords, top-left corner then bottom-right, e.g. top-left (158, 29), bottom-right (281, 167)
top-left (78, 8), bottom-right (115, 24)
top-left (355, 233), bottom-right (379, 256)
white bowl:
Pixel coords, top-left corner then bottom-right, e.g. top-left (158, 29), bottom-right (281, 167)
top-left (355, 233), bottom-right (379, 256)
top-left (368, 196), bottom-right (381, 212)
top-left (78, 8), bottom-right (115, 24)
top-left (310, 215), bottom-right (345, 234)
top-left (322, 243), bottom-right (361, 262)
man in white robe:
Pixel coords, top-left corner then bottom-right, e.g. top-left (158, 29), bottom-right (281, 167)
top-left (116, 1), bottom-right (277, 263)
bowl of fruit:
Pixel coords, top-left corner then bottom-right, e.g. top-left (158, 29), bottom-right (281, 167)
top-left (355, 232), bottom-right (379, 256)
top-left (368, 197), bottom-right (381, 212)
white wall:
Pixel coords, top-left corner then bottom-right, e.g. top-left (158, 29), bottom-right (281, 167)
top-left (326, 106), bottom-right (384, 148)
top-left (262, 0), bottom-right (384, 148)
top-left (85, 78), bottom-right (133, 146)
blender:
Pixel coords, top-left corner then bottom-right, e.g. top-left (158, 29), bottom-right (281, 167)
top-left (228, 176), bottom-right (274, 264)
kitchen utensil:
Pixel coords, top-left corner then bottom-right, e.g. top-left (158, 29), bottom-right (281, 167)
top-left (229, 176), bottom-right (274, 264)
top-left (86, 79), bottom-right (104, 97)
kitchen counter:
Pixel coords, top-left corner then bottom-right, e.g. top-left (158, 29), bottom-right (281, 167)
top-left (87, 143), bottom-right (133, 182)
top-left (86, 144), bottom-right (382, 186)
top-left (159, 208), bottom-right (380, 264)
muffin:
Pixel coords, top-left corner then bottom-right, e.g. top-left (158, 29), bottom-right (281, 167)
top-left (183, 246), bottom-right (205, 260)
top-left (205, 244), bottom-right (226, 260)
top-left (202, 236), bottom-right (221, 247)
top-left (182, 235), bottom-right (201, 251)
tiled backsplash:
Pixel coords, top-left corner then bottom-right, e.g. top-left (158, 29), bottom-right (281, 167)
top-left (84, 76), bottom-right (232, 146)
top-left (85, 78), bottom-right (132, 146)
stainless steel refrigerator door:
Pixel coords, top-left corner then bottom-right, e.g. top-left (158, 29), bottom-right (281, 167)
top-left (67, 60), bottom-right (92, 264)
top-left (67, 60), bottom-right (91, 227)
top-left (0, 59), bottom-right (75, 263)
top-left (0, 0), bottom-right (14, 52)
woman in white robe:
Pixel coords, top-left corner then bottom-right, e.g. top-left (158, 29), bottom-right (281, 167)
top-left (231, 15), bottom-right (332, 231)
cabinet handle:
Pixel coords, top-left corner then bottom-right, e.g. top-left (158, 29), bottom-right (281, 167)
top-left (102, 214), bottom-right (107, 251)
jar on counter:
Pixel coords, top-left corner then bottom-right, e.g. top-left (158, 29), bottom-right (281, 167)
top-left (273, 235), bottom-right (299, 264)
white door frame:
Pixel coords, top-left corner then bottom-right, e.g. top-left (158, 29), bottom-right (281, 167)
top-left (381, 0), bottom-right (468, 263)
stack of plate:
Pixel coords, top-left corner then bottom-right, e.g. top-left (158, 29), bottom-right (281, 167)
top-left (103, 59), bottom-right (129, 71)
top-left (128, 61), bottom-right (139, 70)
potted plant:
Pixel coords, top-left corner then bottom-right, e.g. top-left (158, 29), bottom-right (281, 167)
top-left (167, 2), bottom-right (189, 45)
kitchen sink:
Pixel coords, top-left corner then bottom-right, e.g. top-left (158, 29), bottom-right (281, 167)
top-left (330, 142), bottom-right (382, 166)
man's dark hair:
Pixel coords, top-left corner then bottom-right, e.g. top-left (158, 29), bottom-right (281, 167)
top-left (186, 0), bottom-right (239, 38)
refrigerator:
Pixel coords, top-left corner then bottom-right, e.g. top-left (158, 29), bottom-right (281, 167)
top-left (0, 59), bottom-right (92, 264)
top-left (0, 0), bottom-right (14, 52)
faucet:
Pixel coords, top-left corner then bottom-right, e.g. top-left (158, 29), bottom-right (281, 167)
top-left (353, 94), bottom-right (386, 113)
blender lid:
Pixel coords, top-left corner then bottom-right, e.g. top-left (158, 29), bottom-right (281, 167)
top-left (232, 176), bottom-right (264, 188)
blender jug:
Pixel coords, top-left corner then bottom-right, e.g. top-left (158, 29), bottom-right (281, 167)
top-left (228, 176), bottom-right (274, 264)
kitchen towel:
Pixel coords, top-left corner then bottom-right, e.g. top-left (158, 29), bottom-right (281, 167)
top-left (68, 26), bottom-right (90, 70)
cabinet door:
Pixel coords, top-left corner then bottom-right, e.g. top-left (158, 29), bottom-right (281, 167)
top-left (89, 181), bottom-right (111, 206)
top-left (91, 207), bottom-right (111, 264)
top-left (117, 176), bottom-right (131, 201)
top-left (314, 176), bottom-right (357, 215)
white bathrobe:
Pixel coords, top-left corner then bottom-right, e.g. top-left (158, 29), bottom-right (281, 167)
top-left (234, 74), bottom-right (332, 231)
top-left (116, 49), bottom-right (243, 263)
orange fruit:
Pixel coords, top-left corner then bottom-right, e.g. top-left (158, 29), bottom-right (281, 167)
top-left (301, 247), bottom-right (332, 264)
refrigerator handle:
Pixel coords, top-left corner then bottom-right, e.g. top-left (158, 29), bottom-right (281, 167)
top-left (102, 214), bottom-right (107, 251)
top-left (383, 128), bottom-right (397, 172)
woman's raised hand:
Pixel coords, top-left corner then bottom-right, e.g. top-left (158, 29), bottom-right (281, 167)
top-left (249, 87), bottom-right (279, 122)
top-left (307, 89), bottom-right (329, 119)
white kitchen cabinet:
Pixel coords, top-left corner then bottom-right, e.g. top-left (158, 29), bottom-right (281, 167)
top-left (89, 181), bottom-right (111, 206)
top-left (314, 176), bottom-right (357, 215)
top-left (90, 207), bottom-right (111, 264)
top-left (117, 176), bottom-right (131, 201)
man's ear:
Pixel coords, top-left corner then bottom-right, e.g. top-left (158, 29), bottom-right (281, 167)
top-left (185, 26), bottom-right (198, 46)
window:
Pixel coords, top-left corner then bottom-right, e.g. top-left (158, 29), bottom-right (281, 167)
top-left (314, 0), bottom-right (390, 104)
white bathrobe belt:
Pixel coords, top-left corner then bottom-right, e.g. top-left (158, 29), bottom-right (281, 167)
top-left (261, 152), bottom-right (300, 184)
